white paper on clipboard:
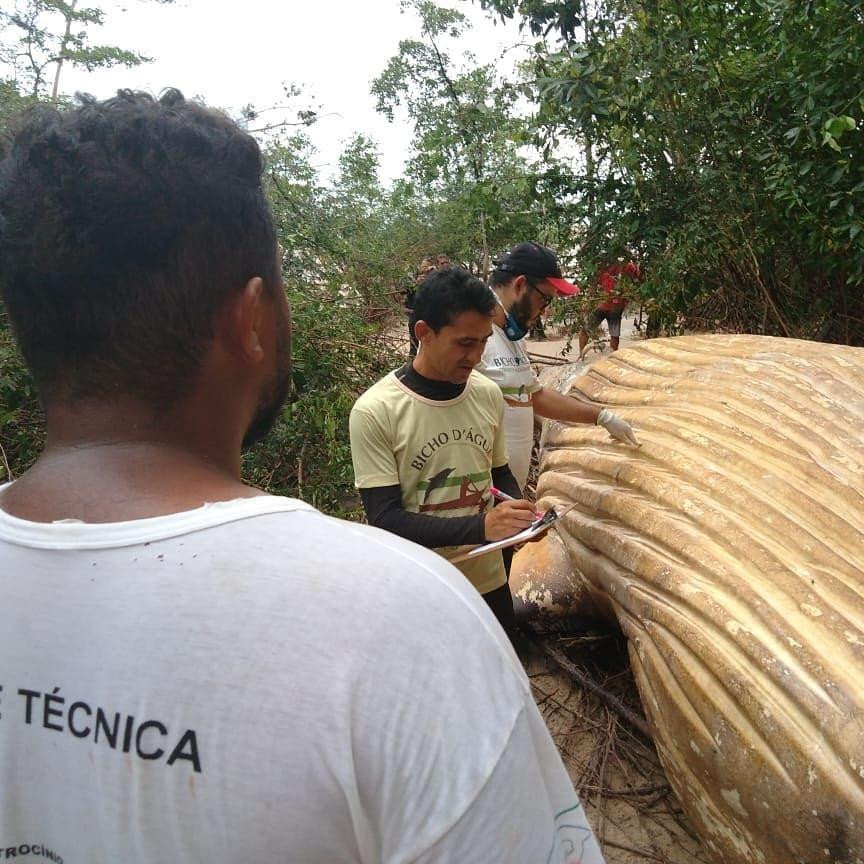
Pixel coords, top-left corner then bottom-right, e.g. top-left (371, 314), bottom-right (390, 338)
top-left (451, 502), bottom-right (577, 563)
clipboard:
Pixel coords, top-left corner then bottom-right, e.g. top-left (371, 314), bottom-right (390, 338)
top-left (451, 502), bottom-right (577, 563)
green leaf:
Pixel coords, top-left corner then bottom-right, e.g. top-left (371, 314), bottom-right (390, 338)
top-left (825, 115), bottom-right (856, 138)
top-left (829, 162), bottom-right (848, 185)
top-left (822, 131), bottom-right (842, 152)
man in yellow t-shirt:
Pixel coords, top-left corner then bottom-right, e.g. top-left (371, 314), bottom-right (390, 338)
top-left (350, 267), bottom-right (536, 632)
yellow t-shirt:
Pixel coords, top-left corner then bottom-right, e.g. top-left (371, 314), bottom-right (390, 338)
top-left (350, 370), bottom-right (508, 594)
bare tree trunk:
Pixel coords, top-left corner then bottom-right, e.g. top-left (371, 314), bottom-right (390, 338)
top-left (51, 0), bottom-right (78, 101)
top-left (480, 211), bottom-right (490, 280)
top-left (583, 2), bottom-right (596, 218)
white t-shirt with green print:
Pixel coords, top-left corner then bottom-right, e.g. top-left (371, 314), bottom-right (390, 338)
top-left (477, 324), bottom-right (542, 492)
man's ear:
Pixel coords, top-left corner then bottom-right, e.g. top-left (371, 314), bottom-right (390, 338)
top-left (415, 320), bottom-right (433, 342)
top-left (512, 274), bottom-right (529, 298)
top-left (219, 277), bottom-right (266, 364)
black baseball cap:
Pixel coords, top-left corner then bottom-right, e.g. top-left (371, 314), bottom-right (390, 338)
top-left (493, 242), bottom-right (579, 295)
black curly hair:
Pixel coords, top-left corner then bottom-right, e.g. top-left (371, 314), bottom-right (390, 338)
top-left (0, 89), bottom-right (280, 404)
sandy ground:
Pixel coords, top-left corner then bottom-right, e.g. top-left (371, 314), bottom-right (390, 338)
top-left (524, 311), bottom-right (644, 362)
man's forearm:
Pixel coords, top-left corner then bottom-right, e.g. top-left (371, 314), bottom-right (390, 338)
top-left (532, 387), bottom-right (601, 424)
top-left (360, 485), bottom-right (486, 548)
top-left (374, 507), bottom-right (487, 548)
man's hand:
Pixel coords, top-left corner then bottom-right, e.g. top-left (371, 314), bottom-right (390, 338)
top-left (484, 499), bottom-right (537, 542)
top-left (596, 408), bottom-right (641, 446)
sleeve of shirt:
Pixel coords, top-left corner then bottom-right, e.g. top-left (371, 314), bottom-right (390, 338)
top-left (346, 544), bottom-right (605, 864)
top-left (360, 485), bottom-right (486, 547)
top-left (491, 390), bottom-right (509, 470)
top-left (349, 405), bottom-right (400, 489)
top-left (414, 699), bottom-right (606, 864)
top-left (490, 464), bottom-right (521, 503)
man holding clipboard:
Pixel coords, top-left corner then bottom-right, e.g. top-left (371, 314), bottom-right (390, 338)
top-left (350, 267), bottom-right (535, 634)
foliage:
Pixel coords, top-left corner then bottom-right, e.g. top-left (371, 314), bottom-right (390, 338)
top-left (479, 0), bottom-right (864, 344)
top-left (0, 304), bottom-right (43, 482)
top-left (0, 0), bottom-right (174, 98)
top-left (373, 0), bottom-right (573, 275)
top-left (241, 132), bottom-right (405, 514)
top-left (0, 82), bottom-right (41, 483)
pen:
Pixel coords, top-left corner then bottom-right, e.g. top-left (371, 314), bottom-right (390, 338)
top-left (489, 486), bottom-right (544, 517)
top-left (489, 486), bottom-right (516, 502)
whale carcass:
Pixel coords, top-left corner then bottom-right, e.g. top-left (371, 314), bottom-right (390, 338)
top-left (512, 334), bottom-right (864, 864)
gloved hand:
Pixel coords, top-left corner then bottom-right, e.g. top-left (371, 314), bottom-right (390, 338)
top-left (596, 408), bottom-right (641, 446)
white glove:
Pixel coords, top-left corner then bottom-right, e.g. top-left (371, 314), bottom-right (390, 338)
top-left (597, 408), bottom-right (641, 446)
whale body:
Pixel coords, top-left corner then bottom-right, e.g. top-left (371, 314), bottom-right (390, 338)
top-left (512, 334), bottom-right (864, 864)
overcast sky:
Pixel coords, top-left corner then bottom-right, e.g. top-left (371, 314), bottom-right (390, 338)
top-left (58, 0), bottom-right (527, 183)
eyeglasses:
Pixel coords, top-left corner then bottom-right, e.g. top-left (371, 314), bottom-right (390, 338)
top-left (527, 279), bottom-right (555, 309)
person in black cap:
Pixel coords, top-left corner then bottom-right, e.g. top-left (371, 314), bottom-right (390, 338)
top-left (476, 242), bottom-right (641, 495)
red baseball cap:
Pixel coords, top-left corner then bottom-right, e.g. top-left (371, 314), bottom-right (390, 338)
top-left (493, 242), bottom-right (579, 295)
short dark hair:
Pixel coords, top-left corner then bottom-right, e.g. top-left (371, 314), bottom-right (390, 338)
top-left (410, 267), bottom-right (495, 333)
top-left (0, 89), bottom-right (279, 403)
top-left (489, 268), bottom-right (517, 288)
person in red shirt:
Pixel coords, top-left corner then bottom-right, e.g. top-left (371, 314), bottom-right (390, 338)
top-left (578, 261), bottom-right (641, 358)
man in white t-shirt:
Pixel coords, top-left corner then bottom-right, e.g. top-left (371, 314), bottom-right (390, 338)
top-left (0, 91), bottom-right (605, 862)
top-left (477, 242), bottom-right (641, 492)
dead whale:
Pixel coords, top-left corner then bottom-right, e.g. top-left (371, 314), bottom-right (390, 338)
top-left (512, 334), bottom-right (864, 864)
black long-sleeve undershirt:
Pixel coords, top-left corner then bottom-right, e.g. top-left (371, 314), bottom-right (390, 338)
top-left (359, 363), bottom-right (522, 548)
top-left (360, 464), bottom-right (521, 548)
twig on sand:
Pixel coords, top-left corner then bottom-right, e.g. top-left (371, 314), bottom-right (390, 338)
top-left (530, 636), bottom-right (652, 740)
top-left (526, 350), bottom-right (572, 365)
top-left (602, 838), bottom-right (670, 862)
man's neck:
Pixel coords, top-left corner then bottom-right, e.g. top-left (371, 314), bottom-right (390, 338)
top-left (0, 400), bottom-right (254, 523)
top-left (411, 354), bottom-right (448, 383)
top-left (491, 290), bottom-right (508, 328)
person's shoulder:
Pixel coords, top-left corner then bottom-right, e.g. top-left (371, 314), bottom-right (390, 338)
top-left (250, 506), bottom-right (522, 667)
top-left (468, 369), bottom-right (499, 393)
top-left (484, 323), bottom-right (508, 349)
top-left (478, 324), bottom-right (507, 361)
top-left (468, 370), bottom-right (504, 403)
top-left (352, 370), bottom-right (400, 412)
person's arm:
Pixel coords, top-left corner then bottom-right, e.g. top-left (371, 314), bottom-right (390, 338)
top-left (533, 386), bottom-right (601, 425)
top-left (350, 546), bottom-right (607, 864)
top-left (489, 463), bottom-right (521, 501)
top-left (359, 462), bottom-right (530, 549)
top-left (532, 388), bottom-right (641, 446)
top-left (360, 484), bottom-right (486, 547)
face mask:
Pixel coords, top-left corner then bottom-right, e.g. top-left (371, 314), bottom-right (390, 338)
top-left (493, 291), bottom-right (527, 341)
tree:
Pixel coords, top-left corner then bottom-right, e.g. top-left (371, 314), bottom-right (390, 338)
top-left (242, 131), bottom-right (406, 512)
top-left (373, 0), bottom-right (571, 275)
top-left (478, 0), bottom-right (864, 344)
top-left (0, 0), bottom-right (174, 99)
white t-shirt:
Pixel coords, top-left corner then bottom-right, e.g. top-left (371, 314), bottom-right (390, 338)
top-left (477, 324), bottom-right (542, 492)
top-left (0, 491), bottom-right (604, 864)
